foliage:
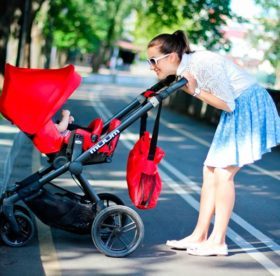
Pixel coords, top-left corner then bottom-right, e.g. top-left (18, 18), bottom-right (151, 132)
top-left (134, 0), bottom-right (233, 52)
top-left (251, 0), bottom-right (280, 87)
top-left (254, 0), bottom-right (280, 68)
top-left (40, 0), bottom-right (141, 68)
top-left (42, 0), bottom-right (100, 53)
top-left (2, 0), bottom-right (235, 73)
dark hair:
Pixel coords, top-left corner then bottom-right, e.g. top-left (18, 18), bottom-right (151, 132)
top-left (147, 30), bottom-right (193, 60)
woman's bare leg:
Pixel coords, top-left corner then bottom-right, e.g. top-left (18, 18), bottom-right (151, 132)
top-left (207, 166), bottom-right (240, 245)
top-left (178, 165), bottom-right (217, 243)
top-left (186, 166), bottom-right (240, 255)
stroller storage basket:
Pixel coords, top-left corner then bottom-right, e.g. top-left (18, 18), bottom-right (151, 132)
top-left (24, 183), bottom-right (95, 234)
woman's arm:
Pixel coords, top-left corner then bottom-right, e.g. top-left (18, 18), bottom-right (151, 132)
top-left (181, 72), bottom-right (232, 112)
top-left (181, 86), bottom-right (232, 112)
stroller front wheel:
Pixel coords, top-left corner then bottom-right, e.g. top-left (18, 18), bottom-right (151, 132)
top-left (0, 211), bottom-right (35, 247)
top-left (91, 205), bottom-right (144, 257)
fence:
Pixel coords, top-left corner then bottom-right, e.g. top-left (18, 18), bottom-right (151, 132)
top-left (167, 88), bottom-right (280, 125)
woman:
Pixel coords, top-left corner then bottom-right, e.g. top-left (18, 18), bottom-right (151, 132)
top-left (147, 30), bottom-right (280, 256)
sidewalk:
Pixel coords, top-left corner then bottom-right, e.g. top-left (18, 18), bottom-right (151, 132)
top-left (0, 118), bottom-right (35, 196)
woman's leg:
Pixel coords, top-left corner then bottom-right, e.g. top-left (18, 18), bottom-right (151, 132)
top-left (190, 165), bottom-right (216, 241)
top-left (172, 165), bottom-right (217, 243)
top-left (187, 166), bottom-right (240, 255)
top-left (207, 166), bottom-right (240, 245)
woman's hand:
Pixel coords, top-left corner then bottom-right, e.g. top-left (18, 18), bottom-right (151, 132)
top-left (181, 71), bottom-right (197, 95)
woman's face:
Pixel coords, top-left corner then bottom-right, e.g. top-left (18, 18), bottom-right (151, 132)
top-left (147, 45), bottom-right (179, 80)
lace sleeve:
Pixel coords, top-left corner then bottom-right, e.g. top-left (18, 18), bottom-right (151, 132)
top-left (192, 54), bottom-right (236, 111)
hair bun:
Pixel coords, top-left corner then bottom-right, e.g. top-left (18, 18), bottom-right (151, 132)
top-left (173, 30), bottom-right (185, 37)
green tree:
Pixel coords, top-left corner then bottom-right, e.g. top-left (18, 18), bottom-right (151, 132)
top-left (42, 0), bottom-right (141, 70)
top-left (89, 0), bottom-right (141, 71)
top-left (42, 0), bottom-right (100, 68)
top-left (253, 0), bottom-right (280, 88)
top-left (1, 0), bottom-right (235, 77)
top-left (134, 0), bottom-right (233, 52)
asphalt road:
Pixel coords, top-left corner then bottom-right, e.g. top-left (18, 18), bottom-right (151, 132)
top-left (1, 81), bottom-right (279, 276)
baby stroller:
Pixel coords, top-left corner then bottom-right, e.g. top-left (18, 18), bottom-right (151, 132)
top-left (0, 63), bottom-right (187, 257)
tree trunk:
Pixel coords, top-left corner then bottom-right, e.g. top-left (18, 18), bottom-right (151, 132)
top-left (0, 0), bottom-right (20, 76)
top-left (91, 44), bottom-right (105, 72)
top-left (91, 0), bottom-right (122, 73)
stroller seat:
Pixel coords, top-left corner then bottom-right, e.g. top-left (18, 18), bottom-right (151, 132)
top-left (0, 64), bottom-right (121, 164)
top-left (0, 63), bottom-right (81, 134)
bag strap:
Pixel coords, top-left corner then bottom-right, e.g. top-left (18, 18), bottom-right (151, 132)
top-left (148, 101), bottom-right (162, 160)
top-left (140, 113), bottom-right (148, 137)
top-left (139, 101), bottom-right (162, 160)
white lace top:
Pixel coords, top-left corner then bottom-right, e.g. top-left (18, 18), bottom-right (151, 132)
top-left (176, 51), bottom-right (256, 111)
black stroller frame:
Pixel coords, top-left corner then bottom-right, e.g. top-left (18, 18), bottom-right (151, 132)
top-left (0, 76), bottom-right (187, 257)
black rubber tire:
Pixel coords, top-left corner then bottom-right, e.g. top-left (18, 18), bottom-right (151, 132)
top-left (91, 205), bottom-right (144, 257)
top-left (0, 211), bottom-right (35, 247)
top-left (97, 193), bottom-right (125, 207)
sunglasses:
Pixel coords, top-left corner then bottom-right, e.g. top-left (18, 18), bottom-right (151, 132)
top-left (147, 53), bottom-right (171, 66)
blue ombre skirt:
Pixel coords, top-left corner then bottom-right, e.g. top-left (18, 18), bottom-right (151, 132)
top-left (204, 84), bottom-right (280, 168)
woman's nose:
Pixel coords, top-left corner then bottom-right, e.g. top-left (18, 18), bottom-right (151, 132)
top-left (150, 64), bottom-right (156, 70)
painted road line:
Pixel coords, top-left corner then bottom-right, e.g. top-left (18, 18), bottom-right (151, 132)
top-left (161, 159), bottom-right (280, 257)
top-left (159, 169), bottom-right (280, 276)
top-left (32, 148), bottom-right (61, 276)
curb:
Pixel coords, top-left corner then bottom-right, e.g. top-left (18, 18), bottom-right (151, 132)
top-left (82, 73), bottom-right (156, 87)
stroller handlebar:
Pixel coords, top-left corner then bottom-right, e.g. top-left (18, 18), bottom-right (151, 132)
top-left (103, 76), bottom-right (187, 129)
top-left (158, 77), bottom-right (188, 100)
top-left (146, 75), bottom-right (176, 93)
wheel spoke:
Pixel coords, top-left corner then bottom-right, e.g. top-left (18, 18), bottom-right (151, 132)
top-left (117, 236), bottom-right (129, 249)
top-left (104, 231), bottom-right (113, 246)
top-left (92, 206), bottom-right (143, 257)
top-left (120, 221), bottom-right (137, 233)
top-left (100, 222), bottom-right (117, 229)
top-left (116, 213), bottom-right (122, 227)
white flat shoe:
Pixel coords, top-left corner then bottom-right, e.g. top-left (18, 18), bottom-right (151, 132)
top-left (166, 239), bottom-right (197, 250)
top-left (187, 244), bottom-right (228, 256)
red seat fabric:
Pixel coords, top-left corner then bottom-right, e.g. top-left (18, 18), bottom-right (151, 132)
top-left (32, 118), bottom-right (120, 156)
top-left (99, 119), bottom-right (121, 155)
top-left (33, 120), bottom-right (65, 154)
top-left (74, 118), bottom-right (121, 155)
top-left (0, 63), bottom-right (81, 134)
top-left (87, 118), bottom-right (104, 137)
top-left (0, 63), bottom-right (121, 157)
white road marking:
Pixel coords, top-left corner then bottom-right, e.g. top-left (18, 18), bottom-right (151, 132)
top-left (32, 148), bottom-right (61, 276)
top-left (90, 87), bottom-right (280, 276)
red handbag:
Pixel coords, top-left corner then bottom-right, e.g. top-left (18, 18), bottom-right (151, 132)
top-left (126, 102), bottom-right (165, 209)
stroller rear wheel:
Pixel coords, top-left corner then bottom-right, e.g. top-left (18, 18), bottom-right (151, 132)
top-left (91, 205), bottom-right (144, 257)
top-left (0, 211), bottom-right (35, 247)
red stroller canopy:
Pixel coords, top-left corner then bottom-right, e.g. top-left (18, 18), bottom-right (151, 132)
top-left (0, 63), bottom-right (81, 134)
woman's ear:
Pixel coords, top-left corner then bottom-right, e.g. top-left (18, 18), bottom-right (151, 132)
top-left (169, 52), bottom-right (180, 64)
